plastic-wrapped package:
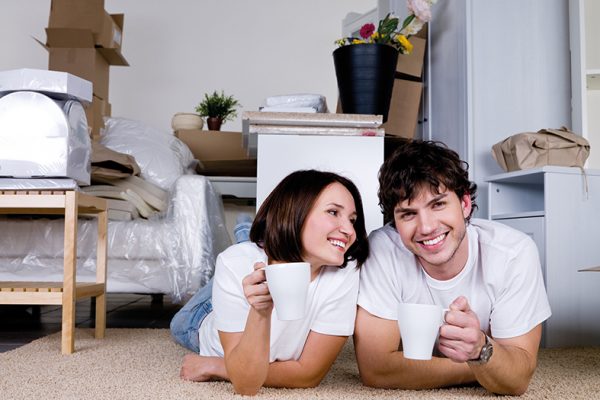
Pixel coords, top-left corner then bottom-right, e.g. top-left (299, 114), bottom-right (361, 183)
top-left (0, 175), bottom-right (231, 303)
top-left (101, 117), bottom-right (196, 191)
top-left (0, 68), bottom-right (92, 103)
top-left (0, 91), bottom-right (91, 185)
top-left (263, 93), bottom-right (329, 113)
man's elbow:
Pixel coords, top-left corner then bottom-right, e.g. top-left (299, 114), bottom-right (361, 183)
top-left (358, 367), bottom-right (397, 389)
top-left (492, 382), bottom-right (529, 396)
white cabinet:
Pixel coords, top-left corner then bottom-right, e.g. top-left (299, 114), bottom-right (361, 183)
top-left (570, 0), bottom-right (600, 168)
top-left (256, 134), bottom-right (384, 235)
top-left (487, 167), bottom-right (600, 347)
top-left (428, 0), bottom-right (571, 217)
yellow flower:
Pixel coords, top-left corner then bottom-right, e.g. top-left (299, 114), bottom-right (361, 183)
top-left (352, 39), bottom-right (366, 45)
top-left (371, 32), bottom-right (380, 40)
top-left (396, 34), bottom-right (413, 54)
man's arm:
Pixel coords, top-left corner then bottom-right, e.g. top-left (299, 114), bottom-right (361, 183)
top-left (354, 306), bottom-right (476, 389)
top-left (439, 296), bottom-right (542, 395)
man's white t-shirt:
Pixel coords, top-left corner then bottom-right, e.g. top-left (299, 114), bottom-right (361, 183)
top-left (358, 219), bottom-right (551, 339)
top-left (198, 241), bottom-right (359, 362)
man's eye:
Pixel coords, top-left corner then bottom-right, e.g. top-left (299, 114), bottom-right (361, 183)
top-left (433, 201), bottom-right (445, 209)
top-left (400, 213), bottom-right (415, 221)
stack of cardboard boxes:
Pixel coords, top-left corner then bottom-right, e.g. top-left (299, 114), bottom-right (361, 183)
top-left (382, 29), bottom-right (427, 140)
top-left (43, 0), bottom-right (128, 140)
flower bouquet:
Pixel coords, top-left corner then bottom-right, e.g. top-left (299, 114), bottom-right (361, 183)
top-left (333, 0), bottom-right (437, 121)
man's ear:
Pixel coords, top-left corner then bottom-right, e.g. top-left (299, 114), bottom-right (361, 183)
top-left (461, 194), bottom-right (472, 219)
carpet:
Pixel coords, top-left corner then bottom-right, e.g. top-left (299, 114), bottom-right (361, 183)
top-left (1, 329), bottom-right (599, 399)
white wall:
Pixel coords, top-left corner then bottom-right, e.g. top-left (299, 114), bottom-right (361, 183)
top-left (0, 0), bottom-right (375, 133)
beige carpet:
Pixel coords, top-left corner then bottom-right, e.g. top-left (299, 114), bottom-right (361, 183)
top-left (1, 329), bottom-right (599, 399)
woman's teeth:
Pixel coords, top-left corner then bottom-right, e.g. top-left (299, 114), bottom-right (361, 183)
top-left (329, 239), bottom-right (346, 249)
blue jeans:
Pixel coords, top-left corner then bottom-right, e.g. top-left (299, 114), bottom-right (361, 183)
top-left (170, 278), bottom-right (214, 353)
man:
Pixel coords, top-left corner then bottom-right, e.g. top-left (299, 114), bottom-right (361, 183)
top-left (354, 140), bottom-right (551, 395)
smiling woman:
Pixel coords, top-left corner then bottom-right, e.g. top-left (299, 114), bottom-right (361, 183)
top-left (169, 169), bottom-right (369, 395)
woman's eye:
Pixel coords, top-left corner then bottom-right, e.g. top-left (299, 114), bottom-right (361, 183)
top-left (328, 209), bottom-right (338, 216)
top-left (349, 218), bottom-right (357, 225)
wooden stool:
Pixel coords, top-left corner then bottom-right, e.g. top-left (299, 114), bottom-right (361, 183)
top-left (0, 190), bottom-right (108, 354)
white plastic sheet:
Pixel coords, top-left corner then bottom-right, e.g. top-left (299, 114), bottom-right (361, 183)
top-left (0, 175), bottom-right (231, 302)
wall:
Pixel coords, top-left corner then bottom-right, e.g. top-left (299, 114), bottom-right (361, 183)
top-left (0, 0), bottom-right (374, 133)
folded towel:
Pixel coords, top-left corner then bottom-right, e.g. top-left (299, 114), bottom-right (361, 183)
top-left (260, 106), bottom-right (317, 113)
top-left (264, 94), bottom-right (328, 113)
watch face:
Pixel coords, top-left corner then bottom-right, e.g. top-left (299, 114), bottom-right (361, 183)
top-left (480, 342), bottom-right (493, 362)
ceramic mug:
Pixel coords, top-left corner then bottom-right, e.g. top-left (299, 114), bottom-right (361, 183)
top-left (265, 262), bottom-right (310, 321)
top-left (397, 303), bottom-right (448, 360)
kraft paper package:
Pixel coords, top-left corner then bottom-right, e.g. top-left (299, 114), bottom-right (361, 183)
top-left (492, 127), bottom-right (591, 172)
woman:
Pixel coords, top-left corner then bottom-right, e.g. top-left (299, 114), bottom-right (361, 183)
top-left (170, 169), bottom-right (369, 395)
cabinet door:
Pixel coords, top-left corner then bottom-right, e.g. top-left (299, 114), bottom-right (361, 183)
top-left (494, 217), bottom-right (545, 282)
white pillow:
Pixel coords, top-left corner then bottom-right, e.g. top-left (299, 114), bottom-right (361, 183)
top-left (101, 117), bottom-right (195, 190)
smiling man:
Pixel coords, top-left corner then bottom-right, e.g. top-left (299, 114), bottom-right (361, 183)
top-left (354, 140), bottom-right (551, 395)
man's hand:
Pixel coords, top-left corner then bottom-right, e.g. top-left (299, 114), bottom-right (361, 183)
top-left (438, 296), bottom-right (486, 362)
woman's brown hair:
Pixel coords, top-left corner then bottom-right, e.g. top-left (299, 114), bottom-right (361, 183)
top-left (249, 170), bottom-right (369, 268)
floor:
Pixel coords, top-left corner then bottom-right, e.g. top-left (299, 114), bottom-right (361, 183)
top-left (0, 293), bottom-right (181, 353)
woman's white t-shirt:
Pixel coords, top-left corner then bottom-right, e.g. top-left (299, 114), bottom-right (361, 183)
top-left (198, 241), bottom-right (359, 362)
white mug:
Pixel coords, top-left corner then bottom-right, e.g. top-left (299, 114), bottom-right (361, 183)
top-left (397, 303), bottom-right (448, 360)
top-left (265, 262), bottom-right (310, 321)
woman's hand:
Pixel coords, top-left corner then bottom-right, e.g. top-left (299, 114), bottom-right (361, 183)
top-left (242, 261), bottom-right (273, 315)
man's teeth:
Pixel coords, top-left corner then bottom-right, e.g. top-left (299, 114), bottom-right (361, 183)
top-left (422, 234), bottom-right (445, 246)
top-left (329, 239), bottom-right (346, 249)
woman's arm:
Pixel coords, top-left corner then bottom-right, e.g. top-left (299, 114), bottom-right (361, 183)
top-left (219, 263), bottom-right (273, 396)
top-left (264, 331), bottom-right (347, 388)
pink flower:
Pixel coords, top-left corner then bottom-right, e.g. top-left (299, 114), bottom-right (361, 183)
top-left (407, 0), bottom-right (432, 22)
top-left (359, 23), bottom-right (376, 39)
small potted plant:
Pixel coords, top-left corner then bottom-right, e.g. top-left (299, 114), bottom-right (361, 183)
top-left (195, 90), bottom-right (241, 131)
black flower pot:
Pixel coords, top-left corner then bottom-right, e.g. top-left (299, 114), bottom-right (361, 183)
top-left (333, 44), bottom-right (398, 122)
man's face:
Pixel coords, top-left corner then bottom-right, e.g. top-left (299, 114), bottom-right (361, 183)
top-left (393, 186), bottom-right (472, 277)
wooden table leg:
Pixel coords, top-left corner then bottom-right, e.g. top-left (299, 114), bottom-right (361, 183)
top-left (61, 191), bottom-right (78, 354)
top-left (95, 209), bottom-right (108, 339)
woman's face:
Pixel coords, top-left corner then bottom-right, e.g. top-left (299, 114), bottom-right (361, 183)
top-left (300, 182), bottom-right (357, 268)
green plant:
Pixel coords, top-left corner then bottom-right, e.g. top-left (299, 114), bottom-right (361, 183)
top-left (195, 90), bottom-right (240, 122)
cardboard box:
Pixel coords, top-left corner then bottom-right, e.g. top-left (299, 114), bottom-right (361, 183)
top-left (45, 28), bottom-right (129, 66)
top-left (48, 0), bottom-right (123, 50)
top-left (396, 36), bottom-right (426, 80)
top-left (174, 130), bottom-right (257, 177)
top-left (48, 47), bottom-right (110, 100)
top-left (381, 79), bottom-right (423, 139)
top-left (85, 95), bottom-right (110, 140)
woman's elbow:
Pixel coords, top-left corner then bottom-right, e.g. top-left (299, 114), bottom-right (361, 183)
top-left (232, 383), bottom-right (262, 396)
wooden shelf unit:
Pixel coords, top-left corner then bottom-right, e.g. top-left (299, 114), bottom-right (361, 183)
top-left (0, 190), bottom-right (108, 354)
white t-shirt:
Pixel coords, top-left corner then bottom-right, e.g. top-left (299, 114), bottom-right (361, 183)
top-left (198, 241), bottom-right (359, 362)
top-left (358, 219), bottom-right (551, 339)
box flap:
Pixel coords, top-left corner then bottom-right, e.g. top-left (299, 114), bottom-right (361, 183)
top-left (396, 36), bottom-right (426, 80)
top-left (46, 28), bottom-right (95, 48)
top-left (97, 48), bottom-right (129, 66)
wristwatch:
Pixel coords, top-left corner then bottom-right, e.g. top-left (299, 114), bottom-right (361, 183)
top-left (468, 332), bottom-right (494, 365)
